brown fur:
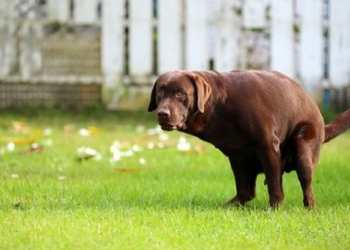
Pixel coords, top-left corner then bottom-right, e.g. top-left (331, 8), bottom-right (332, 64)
top-left (148, 70), bottom-right (350, 209)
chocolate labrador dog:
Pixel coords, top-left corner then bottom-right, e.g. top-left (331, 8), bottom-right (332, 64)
top-left (148, 70), bottom-right (350, 209)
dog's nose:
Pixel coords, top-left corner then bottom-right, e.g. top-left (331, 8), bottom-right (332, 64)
top-left (157, 110), bottom-right (170, 118)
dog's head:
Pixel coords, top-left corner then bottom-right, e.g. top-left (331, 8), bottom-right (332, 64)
top-left (148, 71), bottom-right (212, 131)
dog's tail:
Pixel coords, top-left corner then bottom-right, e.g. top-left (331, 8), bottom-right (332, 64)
top-left (324, 109), bottom-right (350, 143)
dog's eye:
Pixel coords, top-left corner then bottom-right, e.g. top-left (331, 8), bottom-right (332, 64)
top-left (157, 89), bottom-right (164, 96)
top-left (176, 91), bottom-right (185, 97)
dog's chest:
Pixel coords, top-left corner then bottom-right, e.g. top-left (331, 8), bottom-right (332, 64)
top-left (194, 128), bottom-right (258, 159)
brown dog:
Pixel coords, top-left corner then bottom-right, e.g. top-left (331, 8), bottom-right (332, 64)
top-left (148, 70), bottom-right (350, 209)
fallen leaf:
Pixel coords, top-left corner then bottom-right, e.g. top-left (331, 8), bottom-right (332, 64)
top-left (64, 124), bottom-right (75, 133)
top-left (87, 126), bottom-right (102, 135)
top-left (193, 145), bottom-right (206, 154)
top-left (20, 143), bottom-right (44, 154)
top-left (12, 121), bottom-right (30, 134)
top-left (114, 167), bottom-right (142, 172)
top-left (30, 143), bottom-right (44, 153)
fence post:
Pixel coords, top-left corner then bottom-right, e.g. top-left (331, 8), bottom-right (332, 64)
top-left (243, 0), bottom-right (266, 29)
top-left (129, 0), bottom-right (153, 84)
top-left (19, 20), bottom-right (42, 81)
top-left (270, 0), bottom-right (295, 78)
top-left (185, 0), bottom-right (208, 70)
top-left (213, 0), bottom-right (241, 71)
top-left (47, 0), bottom-right (70, 23)
top-left (74, 0), bottom-right (100, 24)
top-left (157, 0), bottom-right (182, 74)
top-left (101, 0), bottom-right (124, 109)
top-left (0, 0), bottom-right (16, 79)
top-left (299, 0), bottom-right (323, 102)
top-left (241, 0), bottom-right (267, 70)
top-left (329, 0), bottom-right (350, 87)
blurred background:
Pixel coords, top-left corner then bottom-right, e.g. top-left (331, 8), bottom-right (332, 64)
top-left (0, 0), bottom-right (349, 111)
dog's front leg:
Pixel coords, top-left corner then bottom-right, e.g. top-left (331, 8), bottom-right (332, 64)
top-left (226, 158), bottom-right (259, 206)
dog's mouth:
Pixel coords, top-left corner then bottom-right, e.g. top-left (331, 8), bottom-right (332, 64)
top-left (159, 120), bottom-right (185, 131)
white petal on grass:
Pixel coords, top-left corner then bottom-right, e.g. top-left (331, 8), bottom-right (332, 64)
top-left (94, 153), bottom-right (102, 161)
top-left (7, 142), bottom-right (15, 151)
top-left (177, 136), bottom-right (191, 151)
top-left (43, 128), bottom-right (52, 136)
top-left (85, 147), bottom-right (98, 156)
top-left (147, 125), bottom-right (163, 136)
top-left (139, 158), bottom-right (146, 165)
top-left (110, 153), bottom-right (122, 163)
top-left (58, 176), bottom-right (66, 181)
top-left (11, 174), bottom-right (19, 179)
top-left (131, 144), bottom-right (143, 152)
top-left (147, 142), bottom-right (155, 149)
top-left (77, 146), bottom-right (101, 160)
top-left (79, 128), bottom-right (90, 137)
top-left (136, 125), bottom-right (145, 133)
top-left (155, 126), bottom-right (163, 134)
top-left (31, 143), bottom-right (40, 150)
top-left (147, 128), bottom-right (156, 136)
top-left (159, 132), bottom-right (169, 141)
top-left (43, 139), bottom-right (53, 146)
top-left (122, 150), bottom-right (133, 157)
top-left (110, 141), bottom-right (122, 153)
top-left (77, 146), bottom-right (96, 156)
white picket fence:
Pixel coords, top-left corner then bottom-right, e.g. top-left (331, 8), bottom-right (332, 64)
top-left (105, 0), bottom-right (350, 99)
top-left (0, 0), bottom-right (350, 109)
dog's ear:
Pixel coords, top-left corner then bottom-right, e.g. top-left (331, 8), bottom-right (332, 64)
top-left (147, 82), bottom-right (158, 112)
top-left (193, 73), bottom-right (212, 113)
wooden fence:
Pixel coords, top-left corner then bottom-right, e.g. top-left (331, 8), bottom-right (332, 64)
top-left (0, 0), bottom-right (350, 110)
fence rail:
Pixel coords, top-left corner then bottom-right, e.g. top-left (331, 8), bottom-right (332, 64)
top-left (0, 0), bottom-right (350, 110)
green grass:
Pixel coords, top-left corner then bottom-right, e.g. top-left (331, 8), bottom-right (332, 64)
top-left (0, 109), bottom-right (349, 249)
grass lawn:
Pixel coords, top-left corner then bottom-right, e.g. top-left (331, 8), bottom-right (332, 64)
top-left (0, 108), bottom-right (349, 249)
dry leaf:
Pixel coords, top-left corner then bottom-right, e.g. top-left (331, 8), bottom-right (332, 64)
top-left (64, 124), bottom-right (75, 133)
top-left (193, 145), bottom-right (206, 154)
top-left (12, 121), bottom-right (30, 134)
top-left (114, 167), bottom-right (142, 172)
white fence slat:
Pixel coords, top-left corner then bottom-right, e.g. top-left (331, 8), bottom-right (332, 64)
top-left (213, 0), bottom-right (241, 71)
top-left (0, 1), bottom-right (5, 18)
top-left (243, 0), bottom-right (266, 29)
top-left (158, 0), bottom-right (182, 73)
top-left (0, 0), bottom-right (16, 78)
top-left (0, 20), bottom-right (16, 78)
top-left (101, 0), bottom-right (124, 76)
top-left (101, 0), bottom-right (124, 109)
top-left (299, 0), bottom-right (323, 98)
top-left (47, 0), bottom-right (70, 23)
top-left (74, 0), bottom-right (99, 24)
top-left (329, 0), bottom-right (350, 87)
top-left (270, 0), bottom-right (294, 78)
top-left (185, 0), bottom-right (208, 70)
top-left (129, 0), bottom-right (153, 83)
top-left (19, 21), bottom-right (42, 80)
top-left (0, 0), bottom-right (12, 18)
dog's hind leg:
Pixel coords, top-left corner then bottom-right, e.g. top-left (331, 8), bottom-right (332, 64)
top-left (293, 137), bottom-right (321, 209)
